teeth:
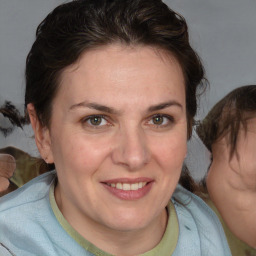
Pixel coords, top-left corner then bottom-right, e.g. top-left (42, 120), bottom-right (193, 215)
top-left (116, 183), bottom-right (122, 189)
top-left (123, 183), bottom-right (131, 191)
top-left (131, 183), bottom-right (138, 190)
top-left (107, 182), bottom-right (147, 191)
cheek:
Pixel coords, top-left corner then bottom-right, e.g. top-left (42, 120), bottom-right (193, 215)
top-left (149, 132), bottom-right (187, 171)
top-left (51, 132), bottom-right (112, 174)
top-left (231, 137), bottom-right (256, 173)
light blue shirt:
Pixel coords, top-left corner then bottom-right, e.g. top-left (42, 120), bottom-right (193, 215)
top-left (0, 171), bottom-right (231, 256)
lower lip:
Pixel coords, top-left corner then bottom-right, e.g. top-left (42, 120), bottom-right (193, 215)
top-left (102, 182), bottom-right (153, 200)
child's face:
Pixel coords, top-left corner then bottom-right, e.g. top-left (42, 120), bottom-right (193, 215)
top-left (228, 116), bottom-right (256, 190)
top-left (39, 44), bottom-right (187, 236)
top-left (209, 115), bottom-right (256, 192)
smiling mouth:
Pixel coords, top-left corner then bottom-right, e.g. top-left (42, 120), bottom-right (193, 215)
top-left (102, 180), bottom-right (153, 200)
top-left (106, 182), bottom-right (148, 191)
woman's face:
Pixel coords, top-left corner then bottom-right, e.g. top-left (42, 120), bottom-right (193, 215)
top-left (41, 45), bottom-right (187, 233)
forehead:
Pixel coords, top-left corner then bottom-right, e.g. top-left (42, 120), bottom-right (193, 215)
top-left (57, 44), bottom-right (186, 110)
top-left (242, 115), bottom-right (256, 132)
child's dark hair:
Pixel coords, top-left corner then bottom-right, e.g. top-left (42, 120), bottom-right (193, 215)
top-left (197, 85), bottom-right (256, 159)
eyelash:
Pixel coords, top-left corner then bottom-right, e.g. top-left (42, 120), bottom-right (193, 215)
top-left (81, 115), bottom-right (110, 128)
top-left (81, 114), bottom-right (175, 129)
top-left (146, 114), bottom-right (174, 128)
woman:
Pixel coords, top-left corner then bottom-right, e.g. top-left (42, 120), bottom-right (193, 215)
top-left (197, 85), bottom-right (256, 255)
top-left (0, 0), bottom-right (231, 255)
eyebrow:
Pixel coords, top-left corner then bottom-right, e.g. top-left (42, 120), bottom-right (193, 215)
top-left (69, 102), bottom-right (120, 114)
top-left (69, 100), bottom-right (182, 114)
top-left (147, 101), bottom-right (183, 112)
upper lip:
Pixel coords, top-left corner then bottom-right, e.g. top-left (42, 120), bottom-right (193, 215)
top-left (101, 177), bottom-right (153, 184)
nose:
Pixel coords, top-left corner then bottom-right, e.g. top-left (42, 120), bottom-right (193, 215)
top-left (111, 127), bottom-right (151, 170)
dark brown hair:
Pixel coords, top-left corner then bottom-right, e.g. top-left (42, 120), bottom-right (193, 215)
top-left (197, 85), bottom-right (256, 159)
top-left (0, 101), bottom-right (26, 136)
top-left (25, 0), bottom-right (206, 138)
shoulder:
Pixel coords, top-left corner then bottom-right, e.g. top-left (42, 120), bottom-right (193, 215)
top-left (172, 185), bottom-right (232, 256)
top-left (0, 171), bottom-right (56, 213)
top-left (0, 171), bottom-right (73, 255)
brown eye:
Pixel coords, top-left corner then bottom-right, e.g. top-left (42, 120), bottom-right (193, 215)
top-left (152, 115), bottom-right (164, 125)
top-left (147, 114), bottom-right (174, 128)
top-left (81, 115), bottom-right (111, 130)
top-left (89, 116), bottom-right (102, 126)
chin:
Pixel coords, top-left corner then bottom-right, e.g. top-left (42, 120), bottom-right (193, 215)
top-left (110, 220), bottom-right (149, 233)
top-left (103, 210), bottom-right (152, 232)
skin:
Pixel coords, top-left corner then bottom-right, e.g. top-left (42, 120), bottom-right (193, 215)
top-left (207, 116), bottom-right (256, 248)
top-left (0, 153), bottom-right (16, 196)
top-left (28, 44), bottom-right (187, 255)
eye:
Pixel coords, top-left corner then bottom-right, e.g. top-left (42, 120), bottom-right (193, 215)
top-left (147, 114), bottom-right (174, 127)
top-left (89, 116), bottom-right (104, 126)
top-left (152, 115), bottom-right (164, 125)
top-left (82, 115), bottom-right (108, 127)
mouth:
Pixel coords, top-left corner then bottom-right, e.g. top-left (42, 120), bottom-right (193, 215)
top-left (105, 182), bottom-right (148, 191)
top-left (101, 179), bottom-right (153, 200)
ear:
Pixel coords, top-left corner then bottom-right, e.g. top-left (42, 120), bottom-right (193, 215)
top-left (27, 103), bottom-right (54, 164)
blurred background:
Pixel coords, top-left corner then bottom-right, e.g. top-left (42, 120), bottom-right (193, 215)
top-left (1, 0), bottom-right (256, 180)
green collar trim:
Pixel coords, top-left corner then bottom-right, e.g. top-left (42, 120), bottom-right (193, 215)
top-left (49, 181), bottom-right (178, 255)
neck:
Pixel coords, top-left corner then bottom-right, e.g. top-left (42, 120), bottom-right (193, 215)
top-left (207, 160), bottom-right (256, 248)
top-left (55, 185), bottom-right (168, 255)
top-left (78, 210), bottom-right (167, 256)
